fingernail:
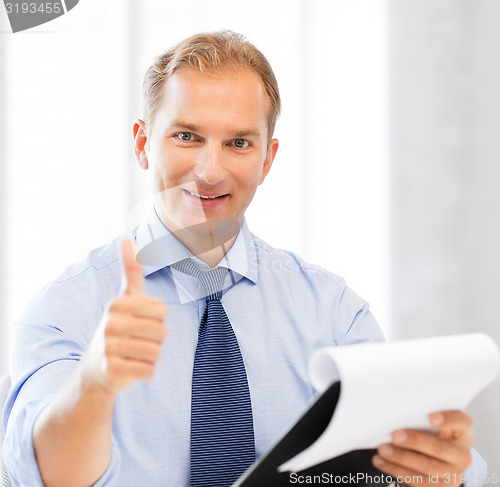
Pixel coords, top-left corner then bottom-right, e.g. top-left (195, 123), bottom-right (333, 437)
top-left (373, 455), bottom-right (385, 467)
top-left (393, 430), bottom-right (407, 444)
top-left (378, 444), bottom-right (394, 456)
top-left (430, 413), bottom-right (444, 426)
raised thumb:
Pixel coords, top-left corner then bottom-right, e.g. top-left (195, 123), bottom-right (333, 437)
top-left (120, 238), bottom-right (144, 295)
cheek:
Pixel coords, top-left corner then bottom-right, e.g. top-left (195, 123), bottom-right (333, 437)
top-left (150, 148), bottom-right (192, 190)
top-left (236, 161), bottom-right (264, 189)
top-left (232, 149), bottom-right (266, 180)
top-left (151, 164), bottom-right (168, 192)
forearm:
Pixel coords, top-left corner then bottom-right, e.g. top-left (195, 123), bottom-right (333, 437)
top-left (33, 364), bottom-right (117, 487)
top-left (27, 240), bottom-right (166, 487)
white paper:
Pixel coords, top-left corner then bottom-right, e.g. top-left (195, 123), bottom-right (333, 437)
top-left (279, 333), bottom-right (499, 472)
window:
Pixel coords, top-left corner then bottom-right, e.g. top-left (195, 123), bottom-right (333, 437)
top-left (0, 0), bottom-right (389, 369)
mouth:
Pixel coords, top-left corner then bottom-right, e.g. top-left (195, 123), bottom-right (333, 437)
top-left (182, 189), bottom-right (230, 210)
top-left (184, 189), bottom-right (229, 200)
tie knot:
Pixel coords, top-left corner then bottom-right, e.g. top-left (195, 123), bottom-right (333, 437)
top-left (171, 259), bottom-right (229, 300)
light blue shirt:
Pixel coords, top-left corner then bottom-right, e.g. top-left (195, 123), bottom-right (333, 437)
top-left (2, 209), bottom-right (486, 486)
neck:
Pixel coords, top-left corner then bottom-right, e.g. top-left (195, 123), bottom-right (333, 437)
top-left (158, 213), bottom-right (241, 268)
top-left (192, 234), bottom-right (238, 268)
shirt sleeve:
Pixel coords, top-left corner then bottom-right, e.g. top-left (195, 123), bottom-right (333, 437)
top-left (330, 282), bottom-right (386, 346)
top-left (464, 448), bottom-right (488, 487)
top-left (2, 281), bottom-right (122, 486)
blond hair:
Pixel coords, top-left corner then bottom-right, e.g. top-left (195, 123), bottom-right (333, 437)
top-left (143, 30), bottom-right (281, 141)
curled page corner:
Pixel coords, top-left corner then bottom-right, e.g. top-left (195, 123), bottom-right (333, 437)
top-left (278, 333), bottom-right (499, 473)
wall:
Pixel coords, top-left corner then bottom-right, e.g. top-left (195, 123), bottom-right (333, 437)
top-left (390, 0), bottom-right (500, 473)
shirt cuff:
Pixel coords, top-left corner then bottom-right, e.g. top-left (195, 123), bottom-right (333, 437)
top-left (464, 447), bottom-right (488, 487)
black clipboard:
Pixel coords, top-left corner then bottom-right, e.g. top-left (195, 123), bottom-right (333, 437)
top-left (233, 382), bottom-right (393, 487)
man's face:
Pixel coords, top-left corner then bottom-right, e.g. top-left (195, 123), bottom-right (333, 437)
top-left (134, 67), bottom-right (279, 247)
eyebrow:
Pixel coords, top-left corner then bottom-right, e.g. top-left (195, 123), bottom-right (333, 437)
top-left (168, 120), bottom-right (263, 139)
top-left (169, 121), bottom-right (199, 132)
top-left (233, 128), bottom-right (262, 138)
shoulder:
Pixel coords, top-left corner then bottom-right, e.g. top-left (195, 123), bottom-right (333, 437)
top-left (249, 233), bottom-right (384, 344)
top-left (251, 232), bottom-right (345, 287)
top-left (250, 232), bottom-right (351, 311)
top-left (20, 234), bottom-right (129, 327)
top-left (52, 236), bottom-right (125, 305)
top-left (55, 235), bottom-right (123, 284)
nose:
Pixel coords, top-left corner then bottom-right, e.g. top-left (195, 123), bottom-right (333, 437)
top-left (194, 142), bottom-right (226, 185)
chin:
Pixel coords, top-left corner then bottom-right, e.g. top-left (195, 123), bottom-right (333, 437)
top-left (172, 217), bottom-right (241, 254)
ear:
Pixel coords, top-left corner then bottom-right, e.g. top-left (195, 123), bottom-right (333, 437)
top-left (259, 138), bottom-right (279, 185)
top-left (133, 119), bottom-right (149, 170)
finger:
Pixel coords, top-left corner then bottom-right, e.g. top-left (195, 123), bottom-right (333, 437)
top-left (376, 440), bottom-right (471, 478)
top-left (120, 238), bottom-right (144, 296)
top-left (385, 429), bottom-right (473, 470)
top-left (372, 454), bottom-right (433, 487)
top-left (430, 411), bottom-right (473, 443)
top-left (105, 336), bottom-right (163, 364)
top-left (373, 452), bottom-right (468, 487)
top-left (106, 312), bottom-right (168, 341)
top-left (392, 428), bottom-right (472, 464)
top-left (106, 356), bottom-right (157, 384)
top-left (109, 296), bottom-right (168, 321)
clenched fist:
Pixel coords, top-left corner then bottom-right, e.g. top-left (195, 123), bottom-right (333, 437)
top-left (84, 239), bottom-right (168, 395)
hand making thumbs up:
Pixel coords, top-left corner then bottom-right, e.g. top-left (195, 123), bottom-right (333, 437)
top-left (121, 238), bottom-right (145, 296)
top-left (83, 239), bottom-right (168, 396)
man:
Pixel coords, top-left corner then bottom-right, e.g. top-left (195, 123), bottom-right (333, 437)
top-left (3, 31), bottom-right (483, 487)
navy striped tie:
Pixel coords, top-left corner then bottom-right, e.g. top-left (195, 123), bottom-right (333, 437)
top-left (172, 260), bottom-right (255, 487)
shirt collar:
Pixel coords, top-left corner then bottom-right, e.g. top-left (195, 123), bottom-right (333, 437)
top-left (135, 207), bottom-right (258, 284)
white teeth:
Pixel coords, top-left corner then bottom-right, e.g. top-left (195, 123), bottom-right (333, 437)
top-left (187, 190), bottom-right (222, 199)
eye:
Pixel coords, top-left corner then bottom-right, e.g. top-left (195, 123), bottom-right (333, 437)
top-left (176, 132), bottom-right (195, 141)
top-left (233, 138), bottom-right (250, 149)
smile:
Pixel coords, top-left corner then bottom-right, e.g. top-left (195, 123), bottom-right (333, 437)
top-left (185, 190), bottom-right (227, 200)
